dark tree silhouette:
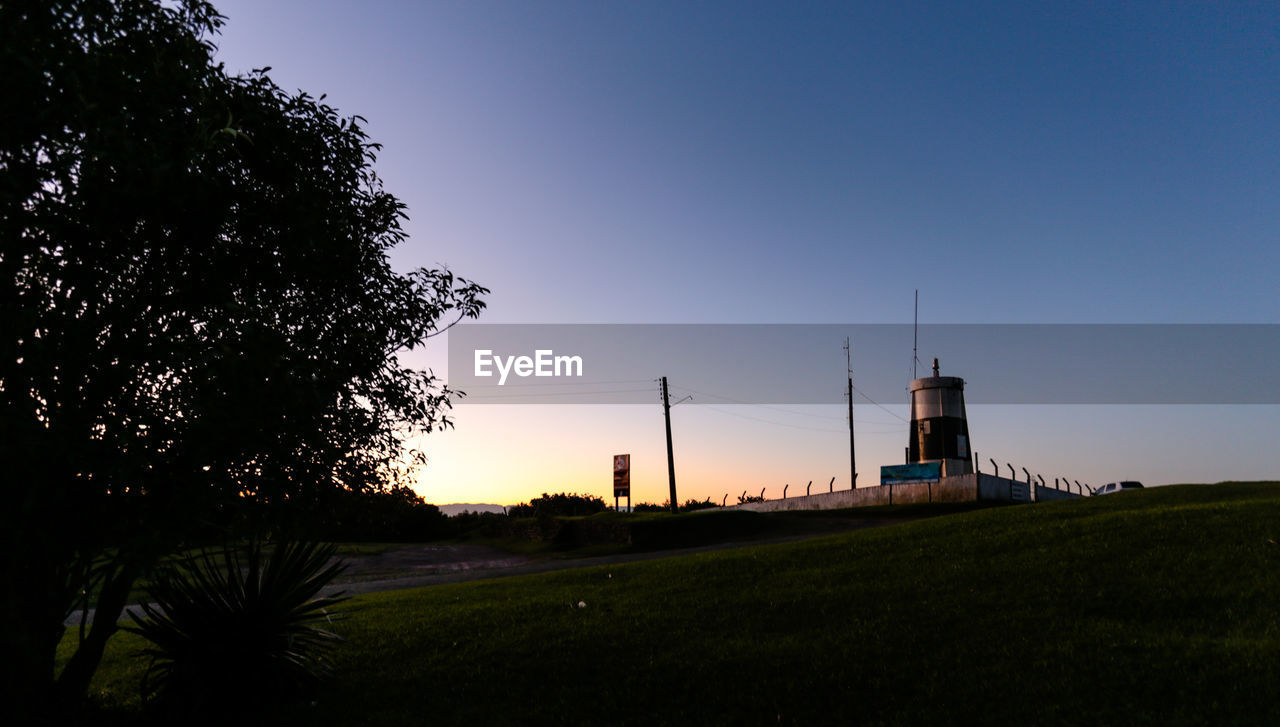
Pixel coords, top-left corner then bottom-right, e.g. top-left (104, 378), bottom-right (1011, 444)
top-left (0, 0), bottom-right (485, 718)
top-left (507, 492), bottom-right (609, 518)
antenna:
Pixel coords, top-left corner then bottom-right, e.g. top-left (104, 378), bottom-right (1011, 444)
top-left (912, 289), bottom-right (920, 380)
top-left (844, 337), bottom-right (857, 489)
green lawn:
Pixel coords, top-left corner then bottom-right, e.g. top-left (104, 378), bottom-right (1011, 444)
top-left (473, 500), bottom-right (1004, 556)
top-left (66, 482), bottom-right (1280, 725)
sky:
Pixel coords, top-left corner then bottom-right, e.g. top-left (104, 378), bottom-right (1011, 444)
top-left (208, 0), bottom-right (1278, 506)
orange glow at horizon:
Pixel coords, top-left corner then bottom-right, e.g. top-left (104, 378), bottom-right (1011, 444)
top-left (410, 404), bottom-right (1280, 508)
top-left (411, 404), bottom-right (909, 507)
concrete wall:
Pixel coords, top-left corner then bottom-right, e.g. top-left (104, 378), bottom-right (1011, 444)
top-left (728, 471), bottom-right (1078, 513)
top-left (732, 486), bottom-right (890, 513)
top-left (883, 482), bottom-right (922, 505)
top-left (978, 473), bottom-right (1031, 503)
top-left (731, 476), bottom-right (986, 513)
top-left (1035, 485), bottom-right (1078, 502)
top-left (935, 475), bottom-right (980, 502)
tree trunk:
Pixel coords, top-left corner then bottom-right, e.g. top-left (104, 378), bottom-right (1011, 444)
top-left (54, 562), bottom-right (140, 704)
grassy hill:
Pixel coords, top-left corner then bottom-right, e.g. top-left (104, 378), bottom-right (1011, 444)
top-left (69, 482), bottom-right (1280, 725)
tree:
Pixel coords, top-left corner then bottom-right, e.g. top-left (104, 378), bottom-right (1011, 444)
top-left (0, 0), bottom-right (486, 718)
top-left (507, 492), bottom-right (609, 518)
top-left (305, 485), bottom-right (451, 542)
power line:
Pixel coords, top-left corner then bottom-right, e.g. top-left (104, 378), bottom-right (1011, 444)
top-left (670, 384), bottom-right (905, 426)
top-left (696, 404), bottom-right (906, 434)
top-left (698, 404), bottom-right (846, 433)
top-left (461, 387), bottom-right (655, 400)
top-left (852, 385), bottom-right (910, 423)
top-left (458, 378), bottom-right (654, 388)
top-left (669, 385), bottom-right (849, 421)
top-left (666, 385), bottom-right (795, 408)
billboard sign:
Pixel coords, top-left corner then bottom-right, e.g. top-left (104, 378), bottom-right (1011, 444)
top-left (613, 454), bottom-right (630, 497)
top-left (880, 462), bottom-right (942, 486)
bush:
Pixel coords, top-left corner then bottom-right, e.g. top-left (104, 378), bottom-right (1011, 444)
top-left (447, 510), bottom-right (511, 539)
top-left (632, 499), bottom-right (721, 513)
top-left (125, 540), bottom-right (348, 714)
top-left (507, 492), bottom-right (607, 518)
top-left (680, 498), bottom-right (720, 512)
top-left (271, 486), bottom-right (451, 542)
top-left (633, 502), bottom-right (668, 513)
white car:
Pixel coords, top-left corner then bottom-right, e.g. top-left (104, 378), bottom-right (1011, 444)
top-left (1093, 480), bottom-right (1145, 496)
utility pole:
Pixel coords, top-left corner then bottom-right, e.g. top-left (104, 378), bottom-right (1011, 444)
top-left (845, 338), bottom-right (857, 489)
top-left (661, 376), bottom-right (678, 513)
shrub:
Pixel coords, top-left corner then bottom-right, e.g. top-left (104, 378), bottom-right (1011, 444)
top-left (680, 498), bottom-right (720, 512)
top-left (448, 510), bottom-right (511, 539)
top-left (290, 486), bottom-right (451, 542)
top-left (632, 502), bottom-right (668, 513)
top-left (125, 540), bottom-right (348, 714)
top-left (629, 499), bottom-right (719, 513)
top-left (507, 492), bottom-right (607, 518)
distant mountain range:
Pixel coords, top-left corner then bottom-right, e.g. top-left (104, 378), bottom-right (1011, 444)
top-left (436, 503), bottom-right (506, 516)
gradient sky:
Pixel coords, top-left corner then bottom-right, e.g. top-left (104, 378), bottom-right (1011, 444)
top-left (209, 1), bottom-right (1278, 505)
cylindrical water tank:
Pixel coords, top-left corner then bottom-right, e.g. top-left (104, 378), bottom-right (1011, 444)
top-left (908, 359), bottom-right (972, 476)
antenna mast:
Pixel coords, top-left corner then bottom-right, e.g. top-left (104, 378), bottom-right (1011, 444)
top-left (845, 337), bottom-right (856, 489)
top-left (912, 289), bottom-right (920, 379)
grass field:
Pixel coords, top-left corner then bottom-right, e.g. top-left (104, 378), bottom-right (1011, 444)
top-left (64, 482), bottom-right (1280, 725)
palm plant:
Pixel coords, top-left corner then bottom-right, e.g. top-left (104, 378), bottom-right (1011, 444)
top-left (124, 539), bottom-right (348, 711)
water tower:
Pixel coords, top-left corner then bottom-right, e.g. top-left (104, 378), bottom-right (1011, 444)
top-left (908, 358), bottom-right (972, 477)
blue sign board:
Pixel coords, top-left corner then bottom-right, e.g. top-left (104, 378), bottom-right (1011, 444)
top-left (880, 462), bottom-right (942, 486)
